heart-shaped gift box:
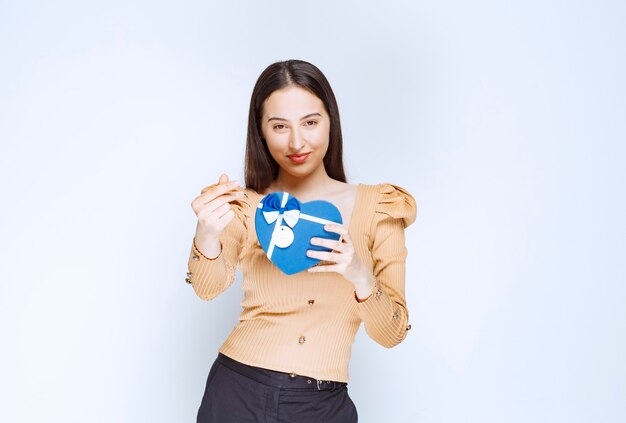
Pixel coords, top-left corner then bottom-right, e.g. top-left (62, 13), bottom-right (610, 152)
top-left (255, 192), bottom-right (343, 275)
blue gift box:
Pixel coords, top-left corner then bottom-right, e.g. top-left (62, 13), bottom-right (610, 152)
top-left (255, 192), bottom-right (343, 275)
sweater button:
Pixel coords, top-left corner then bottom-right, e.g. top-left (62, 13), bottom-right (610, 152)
top-left (308, 299), bottom-right (315, 305)
top-left (192, 254), bottom-right (200, 261)
top-left (298, 336), bottom-right (306, 344)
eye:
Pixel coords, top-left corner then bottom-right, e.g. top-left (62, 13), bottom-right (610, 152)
top-left (305, 120), bottom-right (318, 127)
top-left (273, 124), bottom-right (286, 130)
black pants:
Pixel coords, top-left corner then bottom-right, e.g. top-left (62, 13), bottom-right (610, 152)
top-left (197, 353), bottom-right (358, 423)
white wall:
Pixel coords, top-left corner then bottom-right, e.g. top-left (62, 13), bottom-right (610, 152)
top-left (1, 1), bottom-right (624, 422)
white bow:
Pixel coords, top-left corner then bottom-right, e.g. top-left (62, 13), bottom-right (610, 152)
top-left (263, 209), bottom-right (300, 228)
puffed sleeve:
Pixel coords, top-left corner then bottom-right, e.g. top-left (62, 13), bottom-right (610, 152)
top-left (186, 190), bottom-right (251, 300)
top-left (358, 183), bottom-right (417, 348)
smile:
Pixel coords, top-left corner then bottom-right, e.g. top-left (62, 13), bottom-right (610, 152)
top-left (287, 153), bottom-right (311, 164)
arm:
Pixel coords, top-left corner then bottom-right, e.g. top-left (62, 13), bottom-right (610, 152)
top-left (186, 205), bottom-right (246, 300)
top-left (357, 183), bottom-right (416, 348)
top-left (357, 213), bottom-right (411, 347)
top-left (185, 176), bottom-right (248, 300)
top-left (306, 183), bottom-right (417, 348)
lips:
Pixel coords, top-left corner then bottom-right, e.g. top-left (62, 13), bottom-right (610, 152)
top-left (287, 152), bottom-right (310, 164)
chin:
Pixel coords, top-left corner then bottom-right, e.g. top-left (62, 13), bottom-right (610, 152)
top-left (282, 165), bottom-right (317, 179)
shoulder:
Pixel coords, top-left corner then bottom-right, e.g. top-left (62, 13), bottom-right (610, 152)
top-left (358, 183), bottom-right (417, 228)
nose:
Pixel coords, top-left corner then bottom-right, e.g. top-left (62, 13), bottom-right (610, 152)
top-left (288, 127), bottom-right (305, 151)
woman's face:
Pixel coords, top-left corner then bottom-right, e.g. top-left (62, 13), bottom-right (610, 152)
top-left (260, 85), bottom-right (330, 180)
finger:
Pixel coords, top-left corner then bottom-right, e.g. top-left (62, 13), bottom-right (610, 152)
top-left (218, 173), bottom-right (229, 185)
top-left (192, 189), bottom-right (241, 214)
top-left (200, 179), bottom-right (241, 196)
top-left (308, 263), bottom-right (341, 273)
top-left (205, 192), bottom-right (244, 213)
top-left (307, 250), bottom-right (343, 262)
top-left (194, 181), bottom-right (242, 207)
top-left (210, 202), bottom-right (234, 220)
top-left (214, 208), bottom-right (235, 229)
top-left (324, 224), bottom-right (349, 237)
top-left (310, 237), bottom-right (347, 252)
top-left (197, 204), bottom-right (235, 229)
top-left (197, 200), bottom-right (234, 224)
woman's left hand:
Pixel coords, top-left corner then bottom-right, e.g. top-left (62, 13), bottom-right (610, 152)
top-left (306, 224), bottom-right (374, 298)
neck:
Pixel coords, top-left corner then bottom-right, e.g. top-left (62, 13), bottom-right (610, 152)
top-left (272, 166), bottom-right (334, 199)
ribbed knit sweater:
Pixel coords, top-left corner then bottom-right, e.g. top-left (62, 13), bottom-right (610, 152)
top-left (187, 183), bottom-right (416, 382)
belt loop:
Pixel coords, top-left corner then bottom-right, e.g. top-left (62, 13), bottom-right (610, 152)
top-left (315, 380), bottom-right (339, 391)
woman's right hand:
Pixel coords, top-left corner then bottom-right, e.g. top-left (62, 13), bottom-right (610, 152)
top-left (191, 174), bottom-right (244, 259)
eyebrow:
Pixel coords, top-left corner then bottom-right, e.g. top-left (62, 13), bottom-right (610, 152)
top-left (267, 113), bottom-right (322, 122)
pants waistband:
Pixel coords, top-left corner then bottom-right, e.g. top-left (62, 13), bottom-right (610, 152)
top-left (216, 353), bottom-right (346, 392)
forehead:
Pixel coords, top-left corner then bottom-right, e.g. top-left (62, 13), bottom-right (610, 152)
top-left (262, 86), bottom-right (325, 119)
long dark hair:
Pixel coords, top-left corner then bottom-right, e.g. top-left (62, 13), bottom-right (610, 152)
top-left (244, 59), bottom-right (346, 192)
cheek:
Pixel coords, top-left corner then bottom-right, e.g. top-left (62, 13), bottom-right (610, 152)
top-left (313, 125), bottom-right (331, 150)
top-left (264, 135), bottom-right (285, 158)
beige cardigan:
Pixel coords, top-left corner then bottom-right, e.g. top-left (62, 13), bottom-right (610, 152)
top-left (187, 183), bottom-right (416, 382)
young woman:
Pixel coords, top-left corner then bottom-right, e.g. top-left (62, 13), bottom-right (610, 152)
top-left (187, 59), bottom-right (416, 422)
